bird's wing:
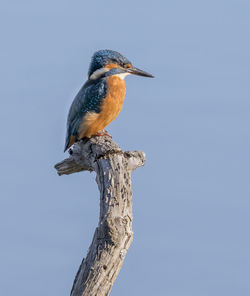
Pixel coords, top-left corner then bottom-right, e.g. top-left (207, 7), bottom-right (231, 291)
top-left (64, 78), bottom-right (108, 151)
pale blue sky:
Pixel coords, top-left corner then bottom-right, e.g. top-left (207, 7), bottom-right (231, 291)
top-left (0, 1), bottom-right (249, 295)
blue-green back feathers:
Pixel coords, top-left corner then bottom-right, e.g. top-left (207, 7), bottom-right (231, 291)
top-left (64, 78), bottom-right (108, 151)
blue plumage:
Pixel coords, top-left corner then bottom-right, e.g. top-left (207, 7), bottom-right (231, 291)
top-left (88, 50), bottom-right (131, 78)
top-left (64, 78), bottom-right (108, 151)
top-left (64, 49), bottom-right (154, 152)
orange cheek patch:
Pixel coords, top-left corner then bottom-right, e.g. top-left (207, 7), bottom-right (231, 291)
top-left (105, 63), bottom-right (133, 70)
top-left (124, 63), bottom-right (132, 69)
top-left (105, 63), bottom-right (122, 70)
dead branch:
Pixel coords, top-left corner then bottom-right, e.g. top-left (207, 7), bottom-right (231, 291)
top-left (54, 136), bottom-right (145, 296)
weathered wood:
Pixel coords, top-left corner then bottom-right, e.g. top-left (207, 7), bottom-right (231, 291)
top-left (54, 136), bottom-right (145, 296)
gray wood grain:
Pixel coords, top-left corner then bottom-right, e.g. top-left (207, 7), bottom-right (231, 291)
top-left (54, 136), bottom-right (145, 296)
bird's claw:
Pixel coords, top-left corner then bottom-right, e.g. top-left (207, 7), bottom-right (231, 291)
top-left (94, 130), bottom-right (112, 138)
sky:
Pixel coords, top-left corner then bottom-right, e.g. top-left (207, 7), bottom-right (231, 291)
top-left (0, 0), bottom-right (249, 295)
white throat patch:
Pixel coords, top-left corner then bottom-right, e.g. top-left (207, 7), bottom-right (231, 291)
top-left (114, 73), bottom-right (131, 80)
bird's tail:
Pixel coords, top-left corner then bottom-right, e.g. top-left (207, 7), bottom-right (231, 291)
top-left (64, 135), bottom-right (76, 152)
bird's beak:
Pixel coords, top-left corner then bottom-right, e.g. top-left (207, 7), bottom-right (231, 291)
top-left (126, 67), bottom-right (154, 78)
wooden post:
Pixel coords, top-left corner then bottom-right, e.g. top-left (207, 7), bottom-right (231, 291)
top-left (54, 136), bottom-right (145, 296)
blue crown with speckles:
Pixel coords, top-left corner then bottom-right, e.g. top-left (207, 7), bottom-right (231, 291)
top-left (88, 50), bottom-right (131, 78)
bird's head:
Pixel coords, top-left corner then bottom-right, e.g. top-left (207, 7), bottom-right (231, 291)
top-left (88, 49), bottom-right (154, 80)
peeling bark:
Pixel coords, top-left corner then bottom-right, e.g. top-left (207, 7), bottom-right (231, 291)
top-left (54, 136), bottom-right (145, 296)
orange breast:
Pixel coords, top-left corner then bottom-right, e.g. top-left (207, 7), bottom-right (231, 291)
top-left (79, 76), bottom-right (126, 138)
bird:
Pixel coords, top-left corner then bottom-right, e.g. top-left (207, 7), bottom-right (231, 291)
top-left (64, 49), bottom-right (154, 152)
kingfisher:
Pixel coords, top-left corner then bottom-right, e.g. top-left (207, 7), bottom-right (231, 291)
top-left (64, 49), bottom-right (154, 152)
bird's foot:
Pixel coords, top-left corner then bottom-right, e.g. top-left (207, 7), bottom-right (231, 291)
top-left (94, 130), bottom-right (112, 138)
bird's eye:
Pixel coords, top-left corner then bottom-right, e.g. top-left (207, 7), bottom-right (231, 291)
top-left (124, 63), bottom-right (132, 69)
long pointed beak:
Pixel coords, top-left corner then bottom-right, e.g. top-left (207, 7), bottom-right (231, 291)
top-left (126, 67), bottom-right (154, 78)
